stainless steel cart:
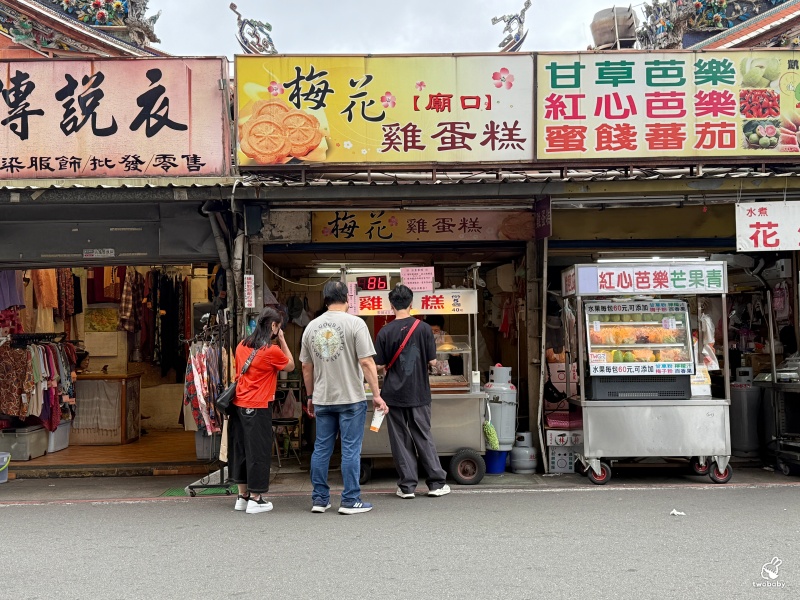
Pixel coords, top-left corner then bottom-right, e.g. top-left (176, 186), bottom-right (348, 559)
top-left (361, 392), bottom-right (488, 484)
top-left (353, 263), bottom-right (491, 485)
top-left (559, 261), bottom-right (733, 485)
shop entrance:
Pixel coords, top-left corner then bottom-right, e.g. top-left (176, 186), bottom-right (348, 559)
top-left (256, 242), bottom-right (532, 480)
top-left (0, 263), bottom-right (229, 477)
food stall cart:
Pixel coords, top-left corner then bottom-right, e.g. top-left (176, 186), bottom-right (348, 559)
top-left (560, 261), bottom-right (733, 485)
top-left (354, 265), bottom-right (490, 485)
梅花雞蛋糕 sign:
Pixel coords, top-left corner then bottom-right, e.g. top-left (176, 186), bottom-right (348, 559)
top-left (235, 54), bottom-right (533, 166)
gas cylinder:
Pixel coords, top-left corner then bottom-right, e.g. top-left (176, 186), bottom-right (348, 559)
top-left (510, 431), bottom-right (537, 474)
top-left (484, 364), bottom-right (517, 451)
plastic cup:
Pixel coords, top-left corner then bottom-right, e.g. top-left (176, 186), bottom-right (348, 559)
top-left (370, 409), bottom-right (385, 432)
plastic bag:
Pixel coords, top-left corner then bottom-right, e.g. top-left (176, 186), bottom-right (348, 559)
top-left (695, 313), bottom-right (719, 371)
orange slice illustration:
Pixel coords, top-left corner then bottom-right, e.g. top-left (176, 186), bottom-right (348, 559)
top-left (253, 99), bottom-right (292, 119)
top-left (242, 116), bottom-right (291, 164)
top-left (282, 111), bottom-right (323, 157)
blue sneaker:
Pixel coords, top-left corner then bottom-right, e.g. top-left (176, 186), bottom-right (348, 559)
top-left (338, 501), bottom-right (373, 515)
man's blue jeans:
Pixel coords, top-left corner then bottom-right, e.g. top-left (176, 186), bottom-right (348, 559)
top-left (311, 401), bottom-right (367, 506)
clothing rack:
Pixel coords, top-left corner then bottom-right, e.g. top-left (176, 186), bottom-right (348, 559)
top-left (187, 313), bottom-right (234, 497)
top-left (9, 333), bottom-right (83, 348)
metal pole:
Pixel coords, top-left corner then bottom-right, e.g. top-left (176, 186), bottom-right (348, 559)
top-left (577, 296), bottom-right (586, 404)
top-left (722, 293), bottom-right (730, 402)
top-left (768, 290), bottom-right (777, 383)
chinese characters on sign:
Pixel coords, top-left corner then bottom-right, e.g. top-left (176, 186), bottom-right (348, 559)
top-left (354, 289), bottom-right (478, 316)
top-left (537, 51), bottom-right (800, 160)
top-left (561, 263), bottom-right (727, 296)
top-left (401, 267), bottom-right (436, 292)
top-left (736, 202), bottom-right (800, 252)
top-left (585, 301), bottom-right (694, 377)
top-left (236, 55), bottom-right (533, 165)
top-left (313, 210), bottom-right (534, 243)
top-left (0, 59), bottom-right (230, 179)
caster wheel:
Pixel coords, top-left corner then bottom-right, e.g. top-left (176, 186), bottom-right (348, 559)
top-left (587, 462), bottom-right (611, 485)
top-left (575, 462), bottom-right (589, 476)
top-left (225, 489), bottom-right (232, 495)
top-left (690, 457), bottom-right (710, 476)
top-left (709, 462), bottom-right (732, 484)
top-left (189, 490), bottom-right (197, 497)
top-left (778, 461), bottom-right (792, 476)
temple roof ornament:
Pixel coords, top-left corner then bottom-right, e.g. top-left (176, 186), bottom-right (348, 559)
top-left (492, 1), bottom-right (531, 52)
top-left (230, 2), bottom-right (277, 55)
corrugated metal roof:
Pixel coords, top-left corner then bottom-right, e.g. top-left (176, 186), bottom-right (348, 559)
top-left (3, 168), bottom-right (800, 190)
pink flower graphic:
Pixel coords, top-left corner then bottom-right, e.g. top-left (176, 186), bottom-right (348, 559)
top-left (388, 216), bottom-right (399, 226)
top-left (322, 226), bottom-right (332, 237)
top-left (415, 81), bottom-right (426, 91)
top-left (492, 68), bottom-right (514, 89)
top-left (380, 92), bottom-right (396, 108)
top-left (268, 81), bottom-right (284, 96)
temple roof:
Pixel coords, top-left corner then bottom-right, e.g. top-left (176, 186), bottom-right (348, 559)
top-left (691, 0), bottom-right (800, 49)
top-left (0, 0), bottom-right (165, 57)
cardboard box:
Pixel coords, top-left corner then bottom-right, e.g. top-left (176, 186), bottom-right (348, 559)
top-left (548, 447), bottom-right (575, 473)
top-left (547, 363), bottom-right (578, 393)
top-left (745, 353), bottom-right (782, 375)
top-left (546, 429), bottom-right (583, 447)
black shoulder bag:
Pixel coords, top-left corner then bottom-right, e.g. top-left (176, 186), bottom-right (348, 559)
top-left (215, 348), bottom-right (259, 414)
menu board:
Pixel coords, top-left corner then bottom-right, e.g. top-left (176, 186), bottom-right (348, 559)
top-left (585, 301), bottom-right (694, 376)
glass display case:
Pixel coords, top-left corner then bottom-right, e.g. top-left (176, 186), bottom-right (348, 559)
top-left (430, 335), bottom-right (472, 391)
top-left (585, 300), bottom-right (694, 376)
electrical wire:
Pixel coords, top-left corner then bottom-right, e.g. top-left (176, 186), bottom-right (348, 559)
top-left (251, 254), bottom-right (334, 288)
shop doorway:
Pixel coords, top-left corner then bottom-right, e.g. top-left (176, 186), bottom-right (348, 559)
top-left (0, 263), bottom-right (229, 477)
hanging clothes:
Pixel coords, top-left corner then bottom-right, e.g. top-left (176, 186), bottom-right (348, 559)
top-left (86, 267), bottom-right (126, 304)
top-left (119, 269), bottom-right (145, 333)
top-left (56, 269), bottom-right (75, 322)
top-left (183, 341), bottom-right (224, 434)
top-left (31, 270), bottom-right (58, 309)
top-left (0, 270), bottom-right (25, 311)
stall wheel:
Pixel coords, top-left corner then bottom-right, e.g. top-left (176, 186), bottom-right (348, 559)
top-left (777, 460), bottom-right (792, 477)
top-left (189, 489), bottom-right (197, 497)
top-left (575, 462), bottom-right (589, 477)
top-left (449, 448), bottom-right (486, 485)
top-left (225, 488), bottom-right (232, 495)
top-left (709, 462), bottom-right (733, 484)
top-left (587, 462), bottom-right (612, 485)
top-left (689, 457), bottom-right (710, 476)
top-left (359, 459), bottom-right (372, 485)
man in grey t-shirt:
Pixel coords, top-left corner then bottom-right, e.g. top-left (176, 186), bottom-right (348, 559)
top-left (300, 281), bottom-right (387, 515)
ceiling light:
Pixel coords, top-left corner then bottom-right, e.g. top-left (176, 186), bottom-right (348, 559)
top-left (316, 267), bottom-right (403, 274)
top-left (596, 257), bottom-right (707, 264)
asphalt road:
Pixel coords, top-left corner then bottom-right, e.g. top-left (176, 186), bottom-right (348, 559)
top-left (1, 485), bottom-right (797, 600)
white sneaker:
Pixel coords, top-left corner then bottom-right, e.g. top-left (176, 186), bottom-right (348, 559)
top-left (245, 497), bottom-right (274, 514)
top-left (427, 484), bottom-right (451, 497)
top-left (396, 487), bottom-right (415, 499)
top-left (234, 495), bottom-right (250, 511)
top-left (311, 502), bottom-right (332, 513)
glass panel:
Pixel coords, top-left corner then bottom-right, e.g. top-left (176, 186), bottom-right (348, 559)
top-left (584, 300), bottom-right (694, 377)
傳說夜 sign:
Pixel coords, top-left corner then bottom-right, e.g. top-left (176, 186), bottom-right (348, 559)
top-left (0, 58), bottom-right (231, 179)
